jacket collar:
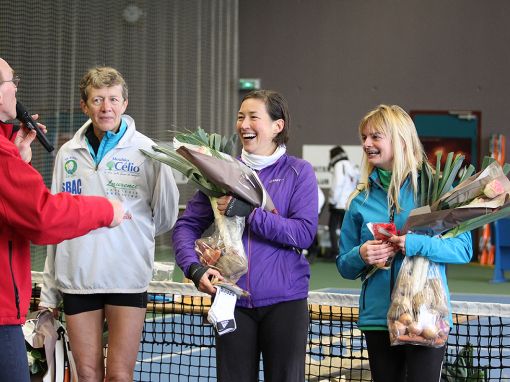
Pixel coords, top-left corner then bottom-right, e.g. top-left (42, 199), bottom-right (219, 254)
top-left (67, 114), bottom-right (135, 150)
top-left (368, 168), bottom-right (384, 190)
top-left (368, 168), bottom-right (412, 191)
top-left (0, 121), bottom-right (14, 140)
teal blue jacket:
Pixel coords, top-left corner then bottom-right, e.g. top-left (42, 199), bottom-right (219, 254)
top-left (337, 170), bottom-right (472, 328)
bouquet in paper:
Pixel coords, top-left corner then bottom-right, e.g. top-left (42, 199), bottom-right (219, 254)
top-left (388, 153), bottom-right (510, 347)
top-left (141, 128), bottom-right (275, 285)
top-left (402, 155), bottom-right (510, 238)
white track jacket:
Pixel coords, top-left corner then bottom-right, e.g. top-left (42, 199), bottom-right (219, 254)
top-left (40, 115), bottom-right (179, 307)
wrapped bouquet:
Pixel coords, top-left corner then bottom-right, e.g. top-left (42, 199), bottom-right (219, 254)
top-left (388, 153), bottom-right (510, 347)
top-left (141, 128), bottom-right (275, 285)
top-left (402, 157), bottom-right (510, 238)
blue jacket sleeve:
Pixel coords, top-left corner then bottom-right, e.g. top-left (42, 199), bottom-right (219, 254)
top-left (336, 199), bottom-right (369, 279)
top-left (405, 231), bottom-right (472, 264)
top-left (247, 162), bottom-right (318, 249)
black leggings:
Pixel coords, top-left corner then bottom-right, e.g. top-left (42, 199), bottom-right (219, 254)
top-left (328, 207), bottom-right (345, 254)
top-left (364, 330), bottom-right (446, 382)
top-left (215, 299), bottom-right (309, 382)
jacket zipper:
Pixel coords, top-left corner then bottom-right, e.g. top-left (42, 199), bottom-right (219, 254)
top-left (361, 277), bottom-right (368, 310)
top-left (389, 254), bottom-right (397, 298)
top-left (8, 241), bottom-right (21, 319)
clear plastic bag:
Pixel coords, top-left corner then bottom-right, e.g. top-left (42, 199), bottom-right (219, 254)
top-left (195, 211), bottom-right (248, 284)
top-left (387, 256), bottom-right (450, 348)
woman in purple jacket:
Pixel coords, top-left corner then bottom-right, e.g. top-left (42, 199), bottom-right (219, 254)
top-left (173, 90), bottom-right (318, 381)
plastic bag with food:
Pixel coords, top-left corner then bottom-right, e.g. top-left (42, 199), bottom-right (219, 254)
top-left (387, 256), bottom-right (450, 348)
top-left (194, 213), bottom-right (248, 284)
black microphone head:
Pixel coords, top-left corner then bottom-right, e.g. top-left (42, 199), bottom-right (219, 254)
top-left (14, 101), bottom-right (55, 152)
top-left (15, 101), bottom-right (28, 120)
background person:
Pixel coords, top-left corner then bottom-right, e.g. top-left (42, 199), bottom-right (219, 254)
top-left (0, 58), bottom-right (124, 382)
top-left (173, 90), bottom-right (318, 381)
top-left (304, 186), bottom-right (326, 263)
top-left (39, 67), bottom-right (179, 381)
top-left (326, 145), bottom-right (359, 260)
top-left (337, 104), bottom-right (472, 382)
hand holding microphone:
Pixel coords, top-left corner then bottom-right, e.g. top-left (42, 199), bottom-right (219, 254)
top-left (16, 101), bottom-right (54, 152)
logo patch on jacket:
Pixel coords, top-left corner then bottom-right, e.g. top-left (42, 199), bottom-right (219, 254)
top-left (106, 180), bottom-right (139, 199)
top-left (64, 159), bottom-right (78, 175)
top-left (61, 179), bottom-right (82, 194)
top-left (105, 157), bottom-right (141, 176)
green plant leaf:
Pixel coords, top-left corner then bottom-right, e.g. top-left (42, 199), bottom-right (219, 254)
top-left (467, 369), bottom-right (487, 381)
top-left (442, 343), bottom-right (488, 382)
top-left (431, 151), bottom-right (442, 202)
top-left (209, 133), bottom-right (222, 151)
top-left (436, 152), bottom-right (453, 197)
top-left (459, 164), bottom-right (476, 184)
top-left (437, 154), bottom-right (465, 199)
top-left (481, 156), bottom-right (495, 170)
top-left (442, 203), bottom-right (510, 239)
top-left (142, 128), bottom-right (239, 197)
top-left (174, 129), bottom-right (206, 147)
top-left (140, 147), bottom-right (225, 196)
top-left (420, 162), bottom-right (428, 207)
top-left (222, 133), bottom-right (239, 156)
top-left (503, 163), bottom-right (510, 176)
top-left (426, 165), bottom-right (433, 205)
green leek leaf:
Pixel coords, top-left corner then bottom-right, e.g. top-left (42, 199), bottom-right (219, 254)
top-left (420, 162), bottom-right (428, 207)
top-left (432, 151), bottom-right (442, 202)
top-left (503, 163), bottom-right (510, 176)
top-left (481, 156), bottom-right (495, 170)
top-left (437, 152), bottom-right (454, 197)
top-left (442, 204), bottom-right (510, 239)
top-left (437, 154), bottom-right (465, 199)
top-left (459, 164), bottom-right (475, 184)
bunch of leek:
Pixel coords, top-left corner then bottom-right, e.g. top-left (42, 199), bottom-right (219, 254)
top-left (388, 153), bottom-right (510, 347)
top-left (140, 127), bottom-right (238, 197)
top-left (408, 153), bottom-right (510, 238)
top-left (141, 128), bottom-right (249, 284)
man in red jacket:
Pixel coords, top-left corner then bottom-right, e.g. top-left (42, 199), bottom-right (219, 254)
top-left (0, 57), bottom-right (125, 381)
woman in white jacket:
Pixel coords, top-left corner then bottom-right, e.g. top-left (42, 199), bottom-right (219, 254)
top-left (39, 67), bottom-right (179, 381)
top-left (327, 145), bottom-right (359, 259)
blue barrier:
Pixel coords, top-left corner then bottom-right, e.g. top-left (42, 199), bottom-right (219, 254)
top-left (491, 218), bottom-right (510, 283)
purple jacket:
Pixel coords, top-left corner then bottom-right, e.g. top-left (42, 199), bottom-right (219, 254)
top-left (172, 154), bottom-right (318, 308)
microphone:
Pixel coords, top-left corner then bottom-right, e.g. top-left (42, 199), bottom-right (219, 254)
top-left (16, 101), bottom-right (54, 152)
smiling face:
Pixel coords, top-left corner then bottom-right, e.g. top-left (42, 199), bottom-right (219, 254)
top-left (80, 84), bottom-right (128, 139)
top-left (361, 123), bottom-right (394, 170)
top-left (236, 98), bottom-right (283, 156)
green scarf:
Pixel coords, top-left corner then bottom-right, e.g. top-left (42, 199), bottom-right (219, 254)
top-left (377, 168), bottom-right (392, 190)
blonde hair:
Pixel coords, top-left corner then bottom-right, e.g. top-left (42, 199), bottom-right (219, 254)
top-left (348, 104), bottom-right (428, 213)
top-left (79, 66), bottom-right (128, 102)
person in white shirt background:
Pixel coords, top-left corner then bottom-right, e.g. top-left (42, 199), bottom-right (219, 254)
top-left (326, 145), bottom-right (359, 260)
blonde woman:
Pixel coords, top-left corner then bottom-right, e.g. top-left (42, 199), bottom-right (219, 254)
top-left (337, 105), bottom-right (472, 382)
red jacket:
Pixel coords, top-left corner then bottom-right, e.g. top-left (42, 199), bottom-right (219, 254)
top-left (0, 121), bottom-right (114, 325)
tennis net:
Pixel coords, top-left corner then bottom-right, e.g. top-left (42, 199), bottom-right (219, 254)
top-left (30, 272), bottom-right (510, 381)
